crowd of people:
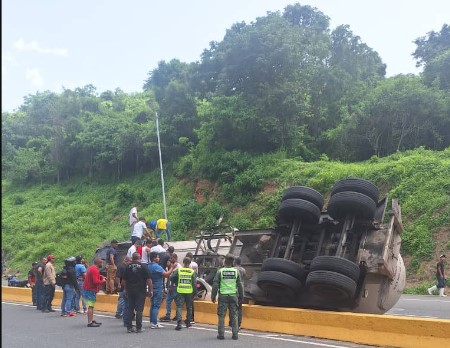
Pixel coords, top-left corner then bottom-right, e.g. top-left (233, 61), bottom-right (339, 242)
top-left (25, 203), bottom-right (246, 340)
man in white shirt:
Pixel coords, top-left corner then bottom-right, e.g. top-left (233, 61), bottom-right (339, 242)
top-left (131, 217), bottom-right (151, 244)
top-left (127, 239), bottom-right (142, 258)
top-left (150, 239), bottom-right (166, 254)
top-left (186, 252), bottom-right (198, 274)
top-left (129, 205), bottom-right (139, 235)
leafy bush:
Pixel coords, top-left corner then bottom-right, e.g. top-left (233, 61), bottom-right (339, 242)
top-left (12, 195), bottom-right (25, 205)
top-left (116, 183), bottom-right (134, 205)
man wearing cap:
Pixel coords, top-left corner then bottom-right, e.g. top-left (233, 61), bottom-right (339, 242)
top-left (428, 254), bottom-right (447, 297)
top-left (42, 254), bottom-right (56, 313)
top-left (106, 240), bottom-right (119, 294)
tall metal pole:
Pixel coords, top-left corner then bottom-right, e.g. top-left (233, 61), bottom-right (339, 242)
top-left (155, 112), bottom-right (167, 219)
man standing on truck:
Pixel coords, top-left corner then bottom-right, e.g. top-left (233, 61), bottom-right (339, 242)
top-left (211, 254), bottom-right (244, 340)
top-left (131, 217), bottom-right (152, 244)
top-left (156, 218), bottom-right (171, 241)
top-left (428, 254), bottom-right (447, 296)
top-left (129, 204), bottom-right (139, 236)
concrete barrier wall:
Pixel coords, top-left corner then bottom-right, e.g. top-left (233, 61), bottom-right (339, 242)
top-left (3, 286), bottom-right (450, 348)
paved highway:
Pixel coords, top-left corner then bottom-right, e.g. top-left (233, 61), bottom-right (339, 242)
top-left (386, 294), bottom-right (450, 319)
top-left (2, 293), bottom-right (449, 348)
top-left (2, 302), bottom-right (372, 348)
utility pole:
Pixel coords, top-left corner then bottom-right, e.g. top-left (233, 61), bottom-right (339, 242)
top-left (155, 112), bottom-right (167, 219)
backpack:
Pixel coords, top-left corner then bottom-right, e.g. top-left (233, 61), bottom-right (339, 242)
top-left (55, 268), bottom-right (68, 287)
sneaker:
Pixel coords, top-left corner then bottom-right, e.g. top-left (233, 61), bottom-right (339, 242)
top-left (171, 316), bottom-right (177, 321)
top-left (68, 313), bottom-right (75, 317)
top-left (92, 320), bottom-right (102, 325)
top-left (217, 335), bottom-right (225, 340)
top-left (428, 288), bottom-right (433, 295)
top-left (150, 323), bottom-right (164, 329)
top-left (61, 313), bottom-right (68, 317)
top-left (159, 315), bottom-right (171, 322)
top-left (136, 328), bottom-right (145, 333)
top-left (185, 320), bottom-right (192, 328)
top-left (87, 322), bottom-right (100, 327)
top-left (115, 314), bottom-right (123, 319)
top-left (190, 321), bottom-right (196, 325)
top-left (75, 311), bottom-right (82, 314)
top-left (48, 309), bottom-right (56, 312)
top-left (83, 309), bottom-right (87, 314)
top-left (127, 328), bottom-right (134, 333)
top-left (232, 335), bottom-right (238, 340)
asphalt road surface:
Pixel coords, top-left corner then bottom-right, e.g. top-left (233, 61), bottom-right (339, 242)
top-left (386, 294), bottom-right (450, 319)
top-left (2, 302), bottom-right (374, 348)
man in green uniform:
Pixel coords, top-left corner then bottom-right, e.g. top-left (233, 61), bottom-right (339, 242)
top-left (211, 254), bottom-right (244, 340)
top-left (171, 257), bottom-right (197, 331)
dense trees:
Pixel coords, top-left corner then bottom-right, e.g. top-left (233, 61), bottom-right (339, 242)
top-left (2, 4), bottom-right (450, 184)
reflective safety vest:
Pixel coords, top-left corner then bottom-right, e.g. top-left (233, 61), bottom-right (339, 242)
top-left (219, 267), bottom-right (238, 295)
top-left (177, 267), bottom-right (194, 294)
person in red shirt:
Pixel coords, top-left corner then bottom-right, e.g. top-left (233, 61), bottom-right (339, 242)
top-left (83, 258), bottom-right (106, 327)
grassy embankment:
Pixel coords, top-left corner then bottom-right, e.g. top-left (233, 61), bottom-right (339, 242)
top-left (2, 147), bottom-right (449, 292)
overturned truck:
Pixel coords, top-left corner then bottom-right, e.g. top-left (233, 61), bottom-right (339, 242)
top-left (194, 178), bottom-right (405, 314)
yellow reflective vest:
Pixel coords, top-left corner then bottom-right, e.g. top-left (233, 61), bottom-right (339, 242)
top-left (177, 267), bottom-right (194, 294)
top-left (219, 267), bottom-right (238, 295)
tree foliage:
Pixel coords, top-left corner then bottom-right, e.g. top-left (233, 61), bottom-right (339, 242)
top-left (2, 4), bottom-right (449, 185)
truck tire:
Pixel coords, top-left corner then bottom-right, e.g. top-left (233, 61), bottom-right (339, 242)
top-left (261, 258), bottom-right (307, 282)
top-left (278, 198), bottom-right (321, 224)
top-left (327, 191), bottom-right (376, 220)
top-left (282, 186), bottom-right (324, 210)
top-left (306, 270), bottom-right (357, 301)
top-left (310, 256), bottom-right (360, 282)
top-left (331, 178), bottom-right (379, 204)
top-left (257, 271), bottom-right (302, 297)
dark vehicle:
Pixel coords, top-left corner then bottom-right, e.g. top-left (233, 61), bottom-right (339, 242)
top-left (94, 178), bottom-right (405, 314)
top-left (227, 178), bottom-right (405, 314)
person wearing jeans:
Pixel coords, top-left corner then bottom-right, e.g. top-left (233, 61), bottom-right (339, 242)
top-left (61, 283), bottom-right (76, 316)
top-left (160, 254), bottom-right (181, 322)
top-left (115, 256), bottom-right (131, 322)
top-left (73, 256), bottom-right (87, 313)
top-left (61, 256), bottom-right (79, 317)
top-left (148, 252), bottom-right (175, 328)
top-left (35, 257), bottom-right (47, 310)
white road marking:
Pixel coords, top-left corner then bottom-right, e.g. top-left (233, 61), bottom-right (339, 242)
top-left (2, 301), bottom-right (361, 347)
top-left (402, 298), bottom-right (450, 302)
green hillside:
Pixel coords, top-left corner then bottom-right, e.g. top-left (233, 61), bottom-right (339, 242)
top-left (2, 147), bottom-right (449, 293)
